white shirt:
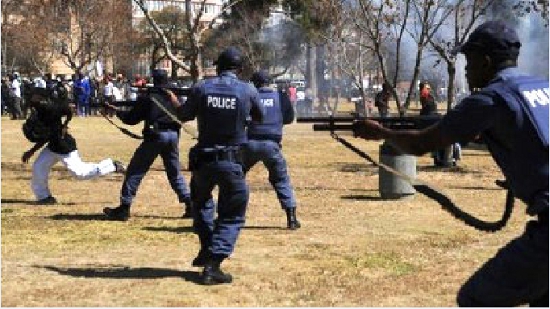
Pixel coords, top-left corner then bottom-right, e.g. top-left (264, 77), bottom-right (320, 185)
top-left (103, 81), bottom-right (114, 96)
top-left (10, 79), bottom-right (21, 98)
top-left (34, 77), bottom-right (46, 89)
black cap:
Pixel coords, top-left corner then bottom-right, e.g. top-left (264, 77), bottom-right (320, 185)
top-left (152, 69), bottom-right (168, 86)
top-left (251, 70), bottom-right (270, 87)
top-left (214, 47), bottom-right (243, 70)
top-left (458, 20), bottom-right (521, 61)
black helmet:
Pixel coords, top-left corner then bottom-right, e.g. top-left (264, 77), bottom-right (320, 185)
top-left (214, 47), bottom-right (243, 70)
top-left (250, 70), bottom-right (270, 88)
top-left (152, 69), bottom-right (168, 86)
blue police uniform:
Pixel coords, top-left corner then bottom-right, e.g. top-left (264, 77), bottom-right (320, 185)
top-left (104, 71), bottom-right (191, 220)
top-left (176, 68), bottom-right (263, 283)
top-left (438, 21), bottom-right (548, 306)
top-left (242, 76), bottom-right (300, 229)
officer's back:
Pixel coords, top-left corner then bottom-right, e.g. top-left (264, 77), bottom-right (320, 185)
top-left (178, 48), bottom-right (263, 146)
top-left (247, 70), bottom-right (294, 144)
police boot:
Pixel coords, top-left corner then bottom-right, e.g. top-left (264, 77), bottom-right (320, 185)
top-left (201, 255), bottom-right (232, 285)
top-left (182, 200), bottom-right (193, 219)
top-left (191, 249), bottom-right (210, 267)
top-left (285, 208), bottom-right (301, 230)
top-left (103, 205), bottom-right (130, 221)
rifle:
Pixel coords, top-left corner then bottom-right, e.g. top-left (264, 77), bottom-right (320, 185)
top-left (296, 113), bottom-right (514, 233)
top-left (296, 114), bottom-right (442, 134)
top-left (108, 86), bottom-right (191, 107)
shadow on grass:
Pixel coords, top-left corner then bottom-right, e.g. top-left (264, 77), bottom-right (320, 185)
top-left (36, 265), bottom-right (201, 283)
top-left (340, 194), bottom-right (384, 201)
top-left (1, 198), bottom-right (77, 206)
top-left (142, 226), bottom-right (194, 234)
top-left (48, 213), bottom-right (107, 221)
top-left (1, 198), bottom-right (38, 204)
top-left (449, 185), bottom-right (503, 191)
top-left (242, 225), bottom-right (287, 230)
top-left (417, 165), bottom-right (482, 174)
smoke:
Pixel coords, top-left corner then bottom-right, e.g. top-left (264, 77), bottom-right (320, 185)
top-left (487, 1), bottom-right (549, 78)
top-left (516, 16), bottom-right (549, 78)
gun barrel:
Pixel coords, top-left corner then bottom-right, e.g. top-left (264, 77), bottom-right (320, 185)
top-left (134, 86), bottom-right (190, 96)
top-left (313, 124), bottom-right (355, 131)
top-left (298, 114), bottom-right (442, 131)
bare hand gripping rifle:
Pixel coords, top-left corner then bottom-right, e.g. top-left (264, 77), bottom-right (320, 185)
top-left (297, 114), bottom-right (514, 232)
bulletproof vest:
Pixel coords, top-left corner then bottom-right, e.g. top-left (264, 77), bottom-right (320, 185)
top-left (247, 88), bottom-right (283, 137)
top-left (145, 92), bottom-right (180, 130)
top-left (484, 73), bottom-right (549, 205)
top-left (196, 74), bottom-right (250, 146)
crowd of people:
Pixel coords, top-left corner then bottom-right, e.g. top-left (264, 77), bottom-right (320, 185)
top-left (10, 20), bottom-right (549, 305)
top-left (1, 71), bottom-right (151, 120)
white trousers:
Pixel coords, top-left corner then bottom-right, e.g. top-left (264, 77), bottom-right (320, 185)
top-left (31, 147), bottom-right (116, 200)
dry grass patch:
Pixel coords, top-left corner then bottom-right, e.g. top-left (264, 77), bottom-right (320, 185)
top-left (2, 115), bottom-right (529, 306)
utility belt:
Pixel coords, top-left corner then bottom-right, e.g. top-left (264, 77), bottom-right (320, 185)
top-left (152, 122), bottom-right (180, 132)
top-left (144, 122), bottom-right (180, 140)
top-left (188, 145), bottom-right (243, 171)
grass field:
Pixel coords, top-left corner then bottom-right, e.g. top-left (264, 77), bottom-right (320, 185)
top-left (1, 110), bottom-right (530, 307)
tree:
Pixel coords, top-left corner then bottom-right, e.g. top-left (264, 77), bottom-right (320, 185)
top-left (132, 0), bottom-right (244, 82)
top-left (1, 0), bottom-right (134, 76)
top-left (204, 2), bottom-right (305, 78)
top-left (427, 0), bottom-right (497, 111)
top-left (283, 0), bottom-right (344, 105)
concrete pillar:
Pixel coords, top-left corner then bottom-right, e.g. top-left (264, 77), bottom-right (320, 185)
top-left (379, 141), bottom-right (416, 199)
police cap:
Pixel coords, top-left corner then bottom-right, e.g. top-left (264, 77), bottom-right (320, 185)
top-left (458, 20), bottom-right (521, 61)
top-left (251, 70), bottom-right (270, 87)
top-left (152, 69), bottom-right (168, 86)
top-left (214, 47), bottom-right (243, 70)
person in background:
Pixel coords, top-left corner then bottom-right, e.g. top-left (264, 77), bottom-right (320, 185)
top-left (419, 82), bottom-right (437, 116)
top-left (374, 83), bottom-right (391, 118)
top-left (103, 75), bottom-right (115, 117)
top-left (9, 73), bottom-right (23, 120)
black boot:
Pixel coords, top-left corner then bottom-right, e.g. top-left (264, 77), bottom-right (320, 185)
top-left (201, 255), bottom-right (232, 285)
top-left (191, 249), bottom-right (210, 267)
top-left (182, 199), bottom-right (193, 219)
top-left (285, 208), bottom-right (301, 230)
top-left (103, 205), bottom-right (130, 221)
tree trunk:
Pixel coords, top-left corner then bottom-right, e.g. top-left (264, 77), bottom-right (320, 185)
top-left (316, 44), bottom-right (325, 111)
top-left (446, 62), bottom-right (456, 111)
top-left (306, 43), bottom-right (317, 108)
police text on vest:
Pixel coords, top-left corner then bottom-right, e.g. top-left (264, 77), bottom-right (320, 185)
top-left (522, 88), bottom-right (550, 107)
top-left (207, 96), bottom-right (236, 109)
top-left (261, 98), bottom-right (274, 107)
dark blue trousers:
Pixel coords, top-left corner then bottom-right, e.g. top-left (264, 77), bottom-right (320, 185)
top-left (242, 139), bottom-right (296, 209)
top-left (191, 160), bottom-right (249, 258)
top-left (457, 216), bottom-right (548, 306)
top-left (120, 130), bottom-right (190, 206)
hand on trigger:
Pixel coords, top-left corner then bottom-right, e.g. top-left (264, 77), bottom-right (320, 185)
top-left (353, 119), bottom-right (385, 140)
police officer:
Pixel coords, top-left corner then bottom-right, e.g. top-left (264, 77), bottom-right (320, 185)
top-left (171, 47), bottom-right (264, 285)
top-left (103, 69), bottom-right (192, 220)
top-left (242, 70), bottom-right (300, 230)
top-left (355, 21), bottom-right (548, 306)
